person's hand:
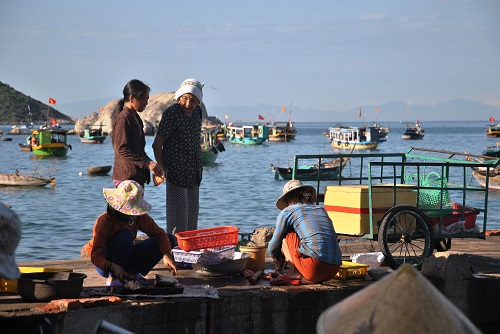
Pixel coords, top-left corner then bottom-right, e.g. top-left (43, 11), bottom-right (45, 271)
top-left (110, 263), bottom-right (126, 282)
top-left (163, 253), bottom-right (178, 276)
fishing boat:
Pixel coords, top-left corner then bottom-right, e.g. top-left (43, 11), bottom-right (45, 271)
top-left (1, 137), bottom-right (13, 141)
top-left (486, 123), bottom-right (500, 138)
top-left (402, 120), bottom-right (425, 140)
top-left (482, 142), bottom-right (500, 158)
top-left (271, 157), bottom-right (349, 181)
top-left (18, 143), bottom-right (31, 152)
top-left (78, 126), bottom-right (107, 144)
top-left (30, 127), bottom-right (72, 157)
top-left (371, 122), bottom-right (389, 141)
top-left (201, 128), bottom-right (225, 164)
top-left (327, 125), bottom-right (379, 150)
top-left (86, 165), bottom-right (112, 175)
top-left (471, 166), bottom-right (500, 190)
top-left (225, 124), bottom-right (268, 145)
top-left (0, 171), bottom-right (55, 187)
top-left (267, 121), bottom-right (297, 142)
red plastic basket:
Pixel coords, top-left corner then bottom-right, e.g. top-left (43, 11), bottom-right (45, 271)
top-left (428, 202), bottom-right (479, 229)
top-left (175, 226), bottom-right (239, 251)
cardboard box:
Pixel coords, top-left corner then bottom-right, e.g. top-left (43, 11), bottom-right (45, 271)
top-left (334, 261), bottom-right (369, 280)
top-left (324, 184), bottom-right (417, 236)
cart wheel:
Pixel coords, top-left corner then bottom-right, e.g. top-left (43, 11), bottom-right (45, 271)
top-left (378, 205), bottom-right (434, 270)
top-left (435, 238), bottom-right (452, 252)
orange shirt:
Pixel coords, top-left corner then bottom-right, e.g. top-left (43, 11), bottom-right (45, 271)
top-left (84, 212), bottom-right (172, 271)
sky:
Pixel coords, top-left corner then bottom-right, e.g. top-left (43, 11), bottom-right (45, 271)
top-left (0, 0), bottom-right (499, 120)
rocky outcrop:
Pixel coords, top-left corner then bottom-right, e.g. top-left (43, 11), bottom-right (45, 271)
top-left (74, 92), bottom-right (211, 136)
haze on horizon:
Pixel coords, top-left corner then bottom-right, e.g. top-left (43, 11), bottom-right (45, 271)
top-left (0, 0), bottom-right (498, 120)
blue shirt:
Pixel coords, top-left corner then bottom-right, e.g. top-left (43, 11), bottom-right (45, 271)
top-left (268, 203), bottom-right (342, 265)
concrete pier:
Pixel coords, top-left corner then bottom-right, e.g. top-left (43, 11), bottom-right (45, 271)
top-left (1, 237), bottom-right (500, 333)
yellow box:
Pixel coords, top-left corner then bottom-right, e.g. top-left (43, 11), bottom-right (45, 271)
top-left (324, 184), bottom-right (417, 236)
top-left (0, 267), bottom-right (73, 293)
top-left (334, 261), bottom-right (369, 280)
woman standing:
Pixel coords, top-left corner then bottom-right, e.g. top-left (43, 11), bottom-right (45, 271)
top-left (112, 79), bottom-right (160, 189)
top-left (152, 79), bottom-right (204, 234)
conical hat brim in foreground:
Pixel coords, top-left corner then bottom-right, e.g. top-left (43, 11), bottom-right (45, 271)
top-left (316, 264), bottom-right (480, 334)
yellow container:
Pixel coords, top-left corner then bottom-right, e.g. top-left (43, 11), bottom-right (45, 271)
top-left (324, 184), bottom-right (417, 236)
top-left (334, 261), bottom-right (369, 280)
top-left (0, 267), bottom-right (73, 293)
top-left (239, 246), bottom-right (267, 272)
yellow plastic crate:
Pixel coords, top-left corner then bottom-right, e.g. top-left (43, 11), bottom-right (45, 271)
top-left (334, 261), bottom-right (369, 280)
top-left (0, 267), bottom-right (73, 293)
top-left (324, 184), bottom-right (417, 235)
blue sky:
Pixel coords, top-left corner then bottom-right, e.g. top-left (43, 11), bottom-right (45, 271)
top-left (0, 0), bottom-right (499, 120)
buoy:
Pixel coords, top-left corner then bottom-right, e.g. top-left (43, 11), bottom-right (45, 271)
top-left (79, 171), bottom-right (83, 176)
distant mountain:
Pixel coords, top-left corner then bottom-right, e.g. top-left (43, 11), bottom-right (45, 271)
top-left (0, 81), bottom-right (76, 124)
top-left (209, 99), bottom-right (499, 123)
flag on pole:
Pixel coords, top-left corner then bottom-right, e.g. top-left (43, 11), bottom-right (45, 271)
top-left (358, 108), bottom-right (362, 118)
top-left (224, 114), bottom-right (229, 119)
top-left (99, 106), bottom-right (103, 112)
top-left (258, 114), bottom-right (264, 120)
top-left (375, 107), bottom-right (379, 113)
top-left (490, 116), bottom-right (496, 122)
top-left (51, 117), bottom-right (59, 127)
top-left (281, 107), bottom-right (286, 112)
top-left (48, 97), bottom-right (56, 105)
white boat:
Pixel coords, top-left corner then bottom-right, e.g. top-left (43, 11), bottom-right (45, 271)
top-left (327, 125), bottom-right (379, 150)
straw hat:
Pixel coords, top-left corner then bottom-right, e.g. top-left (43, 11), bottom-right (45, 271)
top-left (103, 180), bottom-right (151, 215)
top-left (276, 180), bottom-right (316, 210)
top-left (0, 202), bottom-right (22, 280)
top-left (174, 78), bottom-right (204, 103)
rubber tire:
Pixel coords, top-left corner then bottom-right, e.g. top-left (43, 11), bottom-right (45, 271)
top-left (378, 205), bottom-right (434, 270)
top-left (435, 238), bottom-right (452, 252)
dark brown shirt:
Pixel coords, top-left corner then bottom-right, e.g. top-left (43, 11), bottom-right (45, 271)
top-left (111, 107), bottom-right (152, 185)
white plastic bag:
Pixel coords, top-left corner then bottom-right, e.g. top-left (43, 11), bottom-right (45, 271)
top-left (350, 252), bottom-right (385, 270)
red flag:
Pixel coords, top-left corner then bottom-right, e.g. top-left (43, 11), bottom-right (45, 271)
top-left (375, 107), bottom-right (379, 113)
top-left (48, 97), bottom-right (56, 105)
top-left (98, 106), bottom-right (103, 112)
top-left (281, 107), bottom-right (286, 112)
top-left (358, 108), bottom-right (362, 117)
top-left (51, 118), bottom-right (59, 127)
top-left (490, 116), bottom-right (496, 122)
top-left (258, 114), bottom-right (264, 120)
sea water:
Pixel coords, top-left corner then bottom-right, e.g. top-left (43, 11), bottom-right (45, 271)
top-left (1, 121), bottom-right (499, 262)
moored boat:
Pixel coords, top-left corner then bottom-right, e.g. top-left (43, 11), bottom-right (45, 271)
top-left (267, 121), bottom-right (297, 142)
top-left (271, 157), bottom-right (349, 181)
top-left (486, 123), bottom-right (500, 138)
top-left (79, 127), bottom-right (107, 144)
top-left (327, 125), bottom-right (379, 150)
top-left (201, 128), bottom-right (225, 164)
top-left (31, 127), bottom-right (72, 157)
top-left (0, 172), bottom-right (55, 187)
top-left (225, 124), bottom-right (268, 145)
top-left (471, 166), bottom-right (500, 190)
top-left (402, 120), bottom-right (425, 140)
top-left (86, 165), bottom-right (112, 175)
top-left (482, 142), bottom-right (500, 158)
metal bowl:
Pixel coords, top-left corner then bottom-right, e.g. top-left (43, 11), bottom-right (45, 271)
top-left (192, 252), bottom-right (251, 277)
top-left (17, 272), bottom-right (87, 302)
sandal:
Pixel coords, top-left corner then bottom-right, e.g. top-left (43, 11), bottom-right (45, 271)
top-left (270, 275), bottom-right (301, 286)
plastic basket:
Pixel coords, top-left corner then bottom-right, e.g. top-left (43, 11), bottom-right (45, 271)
top-left (175, 226), bottom-right (239, 251)
top-left (172, 246), bottom-right (236, 265)
top-left (334, 261), bottom-right (369, 280)
top-left (406, 172), bottom-right (453, 216)
top-left (428, 202), bottom-right (479, 229)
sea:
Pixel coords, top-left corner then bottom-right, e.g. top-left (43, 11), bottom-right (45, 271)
top-left (1, 121), bottom-right (500, 262)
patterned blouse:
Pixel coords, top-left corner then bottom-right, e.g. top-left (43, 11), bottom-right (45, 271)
top-left (156, 103), bottom-right (202, 188)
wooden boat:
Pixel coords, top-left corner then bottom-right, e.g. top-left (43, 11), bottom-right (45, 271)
top-left (225, 124), bottom-right (268, 145)
top-left (482, 142), bottom-right (500, 158)
top-left (78, 127), bottom-right (107, 144)
top-left (267, 121), bottom-right (297, 142)
top-left (486, 123), bottom-right (500, 138)
top-left (371, 122), bottom-right (389, 141)
top-left (0, 172), bottom-right (55, 187)
top-left (402, 120), bottom-right (425, 140)
top-left (471, 166), bottom-right (500, 190)
top-left (31, 127), bottom-right (72, 157)
top-left (327, 126), bottom-right (379, 150)
top-left (271, 157), bottom-right (349, 181)
top-left (18, 142), bottom-right (32, 152)
top-left (2, 137), bottom-right (13, 141)
top-left (86, 165), bottom-right (112, 175)
top-left (201, 128), bottom-right (225, 164)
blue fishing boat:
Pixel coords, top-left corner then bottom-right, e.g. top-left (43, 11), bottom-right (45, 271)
top-left (78, 126), bottom-right (107, 144)
top-left (225, 124), bottom-right (268, 145)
